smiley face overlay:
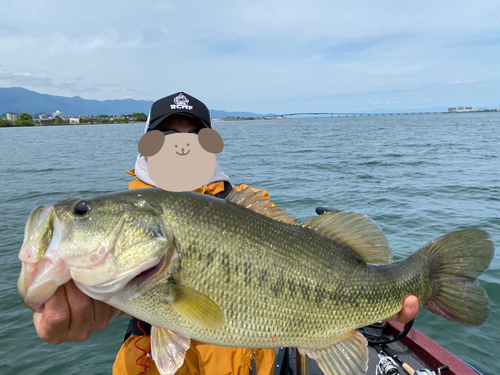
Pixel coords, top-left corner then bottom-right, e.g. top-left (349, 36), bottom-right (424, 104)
top-left (138, 128), bottom-right (224, 192)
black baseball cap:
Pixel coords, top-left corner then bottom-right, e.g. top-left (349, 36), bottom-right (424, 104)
top-left (147, 92), bottom-right (212, 131)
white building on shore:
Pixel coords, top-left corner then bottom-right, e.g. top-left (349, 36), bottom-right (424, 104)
top-left (6, 113), bottom-right (19, 121)
top-left (448, 106), bottom-right (474, 113)
top-left (52, 110), bottom-right (65, 119)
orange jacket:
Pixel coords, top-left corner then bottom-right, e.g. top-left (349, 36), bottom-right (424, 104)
top-left (113, 171), bottom-right (276, 375)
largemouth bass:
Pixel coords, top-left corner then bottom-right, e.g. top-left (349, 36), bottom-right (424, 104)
top-left (18, 188), bottom-right (494, 375)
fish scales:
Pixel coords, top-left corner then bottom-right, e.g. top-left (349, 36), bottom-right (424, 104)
top-left (108, 190), bottom-right (427, 348)
top-left (18, 188), bottom-right (494, 375)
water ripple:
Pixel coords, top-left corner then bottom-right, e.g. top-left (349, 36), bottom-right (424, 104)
top-left (2, 115), bottom-right (499, 375)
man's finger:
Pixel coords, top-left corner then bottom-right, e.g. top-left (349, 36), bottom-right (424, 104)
top-left (33, 285), bottom-right (71, 345)
top-left (400, 295), bottom-right (419, 323)
top-left (92, 297), bottom-right (118, 331)
top-left (64, 280), bottom-right (96, 342)
top-left (385, 295), bottom-right (419, 323)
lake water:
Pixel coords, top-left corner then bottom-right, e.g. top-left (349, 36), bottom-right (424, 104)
top-left (1, 113), bottom-right (499, 375)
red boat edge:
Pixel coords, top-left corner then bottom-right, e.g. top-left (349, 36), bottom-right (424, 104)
top-left (387, 321), bottom-right (479, 375)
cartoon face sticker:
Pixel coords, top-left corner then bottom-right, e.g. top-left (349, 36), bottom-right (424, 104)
top-left (138, 128), bottom-right (224, 192)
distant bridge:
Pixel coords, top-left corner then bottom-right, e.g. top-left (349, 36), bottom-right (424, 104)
top-left (278, 112), bottom-right (448, 118)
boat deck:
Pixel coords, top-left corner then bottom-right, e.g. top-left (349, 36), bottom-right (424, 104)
top-left (272, 322), bottom-right (480, 375)
top-left (276, 339), bottom-right (428, 375)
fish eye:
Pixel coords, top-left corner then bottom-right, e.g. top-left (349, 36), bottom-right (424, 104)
top-left (73, 200), bottom-right (91, 216)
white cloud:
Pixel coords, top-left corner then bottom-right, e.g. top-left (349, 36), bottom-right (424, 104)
top-left (0, 0), bottom-right (499, 111)
top-left (441, 77), bottom-right (499, 85)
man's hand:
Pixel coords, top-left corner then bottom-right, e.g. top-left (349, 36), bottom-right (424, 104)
top-left (386, 295), bottom-right (419, 323)
top-left (33, 280), bottom-right (117, 345)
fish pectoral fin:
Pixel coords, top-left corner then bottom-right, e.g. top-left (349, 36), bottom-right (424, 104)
top-left (298, 331), bottom-right (369, 375)
top-left (151, 326), bottom-right (191, 375)
top-left (169, 284), bottom-right (225, 329)
top-left (301, 211), bottom-right (393, 264)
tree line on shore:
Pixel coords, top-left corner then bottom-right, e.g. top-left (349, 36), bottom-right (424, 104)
top-left (0, 112), bottom-right (148, 127)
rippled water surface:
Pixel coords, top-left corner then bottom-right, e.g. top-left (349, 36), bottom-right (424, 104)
top-left (1, 113), bottom-right (499, 374)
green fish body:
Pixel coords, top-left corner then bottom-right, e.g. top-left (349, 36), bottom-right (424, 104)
top-left (18, 188), bottom-right (494, 375)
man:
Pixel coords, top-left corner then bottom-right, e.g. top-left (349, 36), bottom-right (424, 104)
top-left (116, 92), bottom-right (277, 374)
top-left (33, 92), bottom-right (419, 375)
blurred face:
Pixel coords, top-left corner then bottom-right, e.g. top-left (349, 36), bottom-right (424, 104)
top-left (146, 115), bottom-right (204, 162)
top-left (155, 115), bottom-right (204, 133)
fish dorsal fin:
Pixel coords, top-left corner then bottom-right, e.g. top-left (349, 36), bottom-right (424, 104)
top-left (302, 211), bottom-right (393, 264)
top-left (151, 326), bottom-right (191, 375)
top-left (298, 330), bottom-right (368, 375)
top-left (168, 284), bottom-right (224, 329)
top-left (226, 187), bottom-right (297, 224)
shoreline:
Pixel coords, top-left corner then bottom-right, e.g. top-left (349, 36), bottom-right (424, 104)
top-left (0, 121), bottom-right (147, 128)
top-left (2, 110), bottom-right (499, 128)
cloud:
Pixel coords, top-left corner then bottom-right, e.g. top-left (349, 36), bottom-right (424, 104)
top-left (0, 69), bottom-right (120, 94)
top-left (0, 71), bottom-right (53, 87)
top-left (0, 32), bottom-right (143, 55)
top-left (1, 0), bottom-right (499, 110)
top-left (440, 77), bottom-right (500, 85)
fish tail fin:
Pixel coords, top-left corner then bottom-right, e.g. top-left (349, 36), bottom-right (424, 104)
top-left (417, 229), bottom-right (494, 326)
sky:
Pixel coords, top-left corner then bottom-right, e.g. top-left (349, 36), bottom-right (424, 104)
top-left (1, 0), bottom-right (499, 114)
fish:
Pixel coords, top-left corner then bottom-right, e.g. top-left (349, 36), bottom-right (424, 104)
top-left (18, 187), bottom-right (494, 375)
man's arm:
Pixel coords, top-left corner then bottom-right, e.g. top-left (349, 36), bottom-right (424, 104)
top-left (33, 280), bottom-right (117, 345)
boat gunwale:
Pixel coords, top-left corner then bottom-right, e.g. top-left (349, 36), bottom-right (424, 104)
top-left (387, 321), bottom-right (479, 375)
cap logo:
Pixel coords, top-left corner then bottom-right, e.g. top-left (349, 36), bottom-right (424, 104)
top-left (171, 93), bottom-right (193, 110)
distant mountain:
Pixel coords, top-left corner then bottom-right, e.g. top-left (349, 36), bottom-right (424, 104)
top-left (0, 87), bottom-right (264, 119)
top-left (0, 87), bottom-right (152, 117)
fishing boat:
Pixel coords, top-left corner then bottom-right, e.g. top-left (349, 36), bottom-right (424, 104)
top-left (270, 321), bottom-right (483, 375)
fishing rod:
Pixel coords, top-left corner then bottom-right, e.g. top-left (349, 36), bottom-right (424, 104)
top-left (375, 351), bottom-right (401, 374)
top-left (373, 344), bottom-right (407, 375)
top-left (379, 344), bottom-right (450, 375)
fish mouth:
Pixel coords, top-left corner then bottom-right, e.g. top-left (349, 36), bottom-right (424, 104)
top-left (18, 203), bottom-right (174, 308)
top-left (18, 258), bottom-right (71, 310)
top-left (18, 205), bottom-right (72, 310)
top-left (18, 204), bottom-right (127, 308)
